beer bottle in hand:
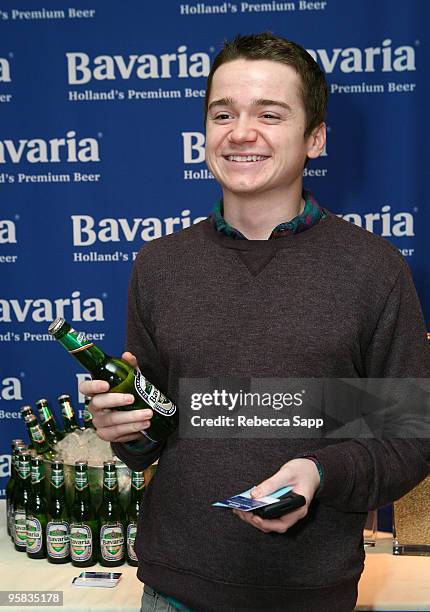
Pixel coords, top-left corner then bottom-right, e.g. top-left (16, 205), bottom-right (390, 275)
top-left (48, 317), bottom-right (178, 444)
top-left (99, 461), bottom-right (125, 567)
top-left (47, 460), bottom-right (70, 564)
top-left (26, 456), bottom-right (47, 559)
top-left (70, 461), bottom-right (98, 567)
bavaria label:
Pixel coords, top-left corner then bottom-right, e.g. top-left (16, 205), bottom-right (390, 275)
top-left (14, 509), bottom-right (26, 547)
top-left (30, 424), bottom-right (45, 442)
top-left (51, 468), bottom-right (64, 488)
top-left (75, 472), bottom-right (88, 490)
top-left (127, 523), bottom-right (138, 561)
top-left (47, 521), bottom-right (69, 558)
top-left (70, 524), bottom-right (93, 561)
top-left (31, 465), bottom-right (44, 484)
top-left (103, 473), bottom-right (117, 491)
top-left (19, 461), bottom-right (30, 480)
top-left (134, 369), bottom-right (176, 416)
top-left (26, 517), bottom-right (43, 553)
top-left (68, 328), bottom-right (94, 353)
top-left (100, 523), bottom-right (124, 562)
top-left (131, 471), bottom-right (145, 491)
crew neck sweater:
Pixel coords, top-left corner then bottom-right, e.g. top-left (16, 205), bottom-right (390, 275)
top-left (113, 211), bottom-right (430, 612)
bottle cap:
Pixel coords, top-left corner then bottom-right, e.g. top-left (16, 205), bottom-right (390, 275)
top-left (48, 317), bottom-right (65, 335)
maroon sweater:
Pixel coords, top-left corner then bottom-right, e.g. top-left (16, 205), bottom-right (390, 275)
top-left (113, 213), bottom-right (430, 612)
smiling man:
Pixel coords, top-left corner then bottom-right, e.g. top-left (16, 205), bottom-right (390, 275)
top-left (81, 33), bottom-right (430, 612)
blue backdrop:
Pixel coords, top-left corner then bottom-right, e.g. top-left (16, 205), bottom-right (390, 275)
top-left (1, 0), bottom-right (428, 529)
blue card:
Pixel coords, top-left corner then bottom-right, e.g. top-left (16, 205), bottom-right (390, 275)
top-left (212, 485), bottom-right (293, 512)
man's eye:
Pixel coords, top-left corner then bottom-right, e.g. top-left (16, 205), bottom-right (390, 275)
top-left (213, 113), bottom-right (232, 120)
top-left (261, 113), bottom-right (279, 120)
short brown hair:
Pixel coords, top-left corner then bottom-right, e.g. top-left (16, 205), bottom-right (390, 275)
top-left (205, 32), bottom-right (328, 136)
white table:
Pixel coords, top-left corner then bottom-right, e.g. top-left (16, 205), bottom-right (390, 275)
top-left (1, 501), bottom-right (430, 611)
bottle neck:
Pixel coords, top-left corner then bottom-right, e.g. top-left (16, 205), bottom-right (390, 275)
top-left (102, 471), bottom-right (119, 501)
top-left (74, 469), bottom-right (91, 502)
top-left (55, 326), bottom-right (107, 371)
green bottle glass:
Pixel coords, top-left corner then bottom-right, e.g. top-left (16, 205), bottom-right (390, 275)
top-left (23, 414), bottom-right (56, 461)
top-left (14, 450), bottom-right (32, 552)
top-left (83, 397), bottom-right (96, 430)
top-left (70, 461), bottom-right (98, 567)
top-left (6, 441), bottom-right (25, 541)
top-left (36, 398), bottom-right (64, 444)
top-left (48, 317), bottom-right (178, 444)
top-left (47, 460), bottom-right (70, 564)
top-left (126, 470), bottom-right (145, 566)
top-left (58, 394), bottom-right (79, 433)
top-left (99, 461), bottom-right (125, 567)
top-left (26, 456), bottom-right (48, 559)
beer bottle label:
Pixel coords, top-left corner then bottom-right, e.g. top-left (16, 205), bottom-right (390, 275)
top-left (83, 409), bottom-right (92, 423)
top-left (31, 465), bottom-right (44, 484)
top-left (47, 521), bottom-right (69, 558)
top-left (51, 468), bottom-right (64, 488)
top-left (19, 461), bottom-right (31, 480)
top-left (131, 472), bottom-right (145, 491)
top-left (70, 524), bottom-right (93, 562)
top-left (14, 510), bottom-right (27, 547)
top-left (103, 473), bottom-right (117, 491)
top-left (100, 523), bottom-right (124, 562)
top-left (26, 517), bottom-right (43, 553)
top-left (29, 424), bottom-right (46, 443)
top-left (134, 370), bottom-right (176, 416)
top-left (126, 523), bottom-right (138, 561)
top-left (75, 472), bottom-right (88, 491)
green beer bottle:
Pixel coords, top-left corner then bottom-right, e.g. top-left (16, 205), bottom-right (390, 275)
top-left (36, 398), bottom-right (64, 444)
top-left (23, 414), bottom-right (56, 461)
top-left (26, 456), bottom-right (48, 559)
top-left (14, 449), bottom-right (32, 552)
top-left (48, 317), bottom-right (178, 444)
top-left (126, 470), bottom-right (145, 566)
top-left (99, 461), bottom-right (125, 567)
top-left (83, 397), bottom-right (96, 430)
top-left (6, 439), bottom-right (24, 537)
top-left (58, 394), bottom-right (79, 433)
top-left (70, 461), bottom-right (98, 567)
top-left (46, 460), bottom-right (70, 564)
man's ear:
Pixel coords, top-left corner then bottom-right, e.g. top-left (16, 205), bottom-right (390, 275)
top-left (306, 123), bottom-right (326, 160)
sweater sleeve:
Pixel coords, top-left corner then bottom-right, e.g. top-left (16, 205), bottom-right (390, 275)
top-left (309, 260), bottom-right (430, 512)
top-left (111, 250), bottom-right (168, 471)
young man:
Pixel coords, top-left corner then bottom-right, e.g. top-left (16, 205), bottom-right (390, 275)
top-left (81, 33), bottom-right (430, 612)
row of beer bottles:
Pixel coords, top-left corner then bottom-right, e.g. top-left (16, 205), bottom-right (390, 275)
top-left (9, 447), bottom-right (143, 567)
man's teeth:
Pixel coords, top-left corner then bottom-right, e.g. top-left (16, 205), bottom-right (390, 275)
top-left (226, 155), bottom-right (268, 162)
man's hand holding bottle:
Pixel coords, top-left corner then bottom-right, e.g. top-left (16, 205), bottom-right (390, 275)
top-left (79, 352), bottom-right (153, 444)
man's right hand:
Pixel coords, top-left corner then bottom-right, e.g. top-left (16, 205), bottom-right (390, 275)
top-left (79, 351), bottom-right (153, 444)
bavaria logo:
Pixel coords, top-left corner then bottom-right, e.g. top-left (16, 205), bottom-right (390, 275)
top-left (307, 39), bottom-right (415, 73)
top-left (0, 377), bottom-right (22, 401)
top-left (0, 291), bottom-right (105, 322)
top-left (339, 206), bottom-right (414, 237)
top-left (67, 46), bottom-right (211, 85)
top-left (71, 211), bottom-right (205, 245)
top-left (0, 131), bottom-right (100, 164)
top-left (0, 220), bottom-right (17, 244)
top-left (0, 57), bottom-right (11, 82)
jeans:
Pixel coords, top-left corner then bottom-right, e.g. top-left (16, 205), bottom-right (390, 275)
top-left (140, 585), bottom-right (190, 612)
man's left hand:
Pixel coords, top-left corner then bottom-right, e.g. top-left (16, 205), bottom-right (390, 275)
top-left (233, 458), bottom-right (321, 534)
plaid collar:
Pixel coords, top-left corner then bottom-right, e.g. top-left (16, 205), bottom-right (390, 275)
top-left (210, 189), bottom-right (327, 239)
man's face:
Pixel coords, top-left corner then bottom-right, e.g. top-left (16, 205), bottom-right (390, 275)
top-left (205, 58), bottom-right (324, 199)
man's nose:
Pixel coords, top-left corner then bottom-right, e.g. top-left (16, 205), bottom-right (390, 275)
top-left (228, 118), bottom-right (258, 144)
